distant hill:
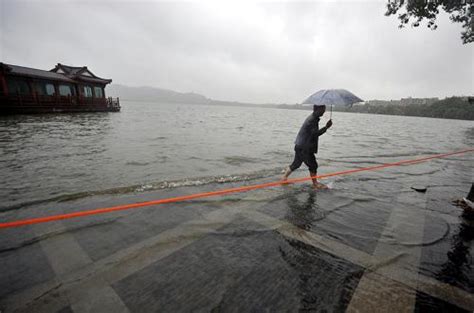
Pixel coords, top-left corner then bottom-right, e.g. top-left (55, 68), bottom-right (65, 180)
top-left (106, 84), bottom-right (473, 120)
top-left (107, 84), bottom-right (211, 104)
top-left (106, 84), bottom-right (286, 108)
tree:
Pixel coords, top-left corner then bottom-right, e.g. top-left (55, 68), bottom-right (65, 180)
top-left (385, 0), bottom-right (473, 44)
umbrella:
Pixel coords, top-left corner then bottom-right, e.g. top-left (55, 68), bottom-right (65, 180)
top-left (302, 89), bottom-right (363, 118)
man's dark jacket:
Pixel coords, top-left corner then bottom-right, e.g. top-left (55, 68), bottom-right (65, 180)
top-left (294, 113), bottom-right (328, 153)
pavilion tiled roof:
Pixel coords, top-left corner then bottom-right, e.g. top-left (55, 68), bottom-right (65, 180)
top-left (1, 63), bottom-right (76, 83)
top-left (51, 63), bottom-right (112, 84)
top-left (0, 62), bottom-right (112, 85)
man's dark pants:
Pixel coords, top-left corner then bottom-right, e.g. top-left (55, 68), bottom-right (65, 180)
top-left (289, 146), bottom-right (318, 173)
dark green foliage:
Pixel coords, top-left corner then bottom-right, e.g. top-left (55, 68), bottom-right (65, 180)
top-left (336, 97), bottom-right (474, 120)
top-left (386, 0), bottom-right (474, 44)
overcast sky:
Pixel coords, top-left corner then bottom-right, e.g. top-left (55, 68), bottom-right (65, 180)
top-left (1, 0), bottom-right (472, 103)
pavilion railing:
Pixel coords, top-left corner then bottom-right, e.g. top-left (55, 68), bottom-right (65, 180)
top-left (106, 97), bottom-right (120, 110)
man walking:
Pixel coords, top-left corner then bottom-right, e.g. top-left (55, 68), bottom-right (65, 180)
top-left (282, 104), bottom-right (332, 189)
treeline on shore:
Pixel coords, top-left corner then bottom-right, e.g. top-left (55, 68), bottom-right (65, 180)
top-left (335, 97), bottom-right (474, 120)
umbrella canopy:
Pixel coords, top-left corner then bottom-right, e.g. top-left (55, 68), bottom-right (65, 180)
top-left (302, 89), bottom-right (363, 108)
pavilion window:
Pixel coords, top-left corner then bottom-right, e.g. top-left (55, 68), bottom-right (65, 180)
top-left (59, 85), bottom-right (72, 96)
top-left (34, 82), bottom-right (46, 96)
top-left (6, 77), bottom-right (30, 95)
top-left (34, 82), bottom-right (54, 96)
top-left (94, 87), bottom-right (103, 98)
top-left (45, 84), bottom-right (56, 96)
top-left (83, 86), bottom-right (93, 97)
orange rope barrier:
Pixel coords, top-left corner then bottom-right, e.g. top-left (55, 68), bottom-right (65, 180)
top-left (1, 148), bottom-right (473, 229)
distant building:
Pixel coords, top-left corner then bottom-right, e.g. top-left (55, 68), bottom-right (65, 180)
top-left (462, 96), bottom-right (474, 104)
top-left (399, 97), bottom-right (439, 106)
top-left (366, 97), bottom-right (439, 107)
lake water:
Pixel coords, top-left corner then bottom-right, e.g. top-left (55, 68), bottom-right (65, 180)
top-left (0, 102), bottom-right (473, 312)
top-left (1, 102), bottom-right (472, 211)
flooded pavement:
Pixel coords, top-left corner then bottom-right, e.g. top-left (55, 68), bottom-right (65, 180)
top-left (0, 103), bottom-right (473, 311)
top-left (0, 150), bottom-right (473, 312)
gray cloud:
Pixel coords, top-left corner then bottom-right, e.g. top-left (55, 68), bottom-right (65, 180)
top-left (1, 0), bottom-right (472, 103)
